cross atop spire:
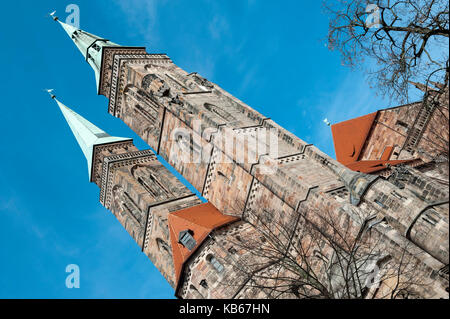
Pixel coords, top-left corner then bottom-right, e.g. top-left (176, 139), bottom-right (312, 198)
top-left (49, 92), bottom-right (131, 180)
top-left (52, 13), bottom-right (120, 93)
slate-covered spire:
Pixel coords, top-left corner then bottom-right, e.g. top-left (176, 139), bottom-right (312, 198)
top-left (49, 92), bottom-right (130, 180)
top-left (52, 13), bottom-right (120, 92)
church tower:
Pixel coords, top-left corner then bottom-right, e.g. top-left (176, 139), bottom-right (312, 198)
top-left (53, 19), bottom-right (449, 298)
top-left (50, 93), bottom-right (241, 292)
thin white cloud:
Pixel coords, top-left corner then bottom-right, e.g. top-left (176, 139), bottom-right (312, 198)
top-left (299, 71), bottom-right (389, 158)
top-left (0, 197), bottom-right (16, 212)
top-left (209, 15), bottom-right (230, 40)
top-left (1, 194), bottom-right (82, 258)
top-left (113, 0), bottom-right (162, 45)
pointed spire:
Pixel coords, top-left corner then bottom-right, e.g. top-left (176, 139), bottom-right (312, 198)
top-left (49, 92), bottom-right (131, 181)
top-left (52, 12), bottom-right (120, 93)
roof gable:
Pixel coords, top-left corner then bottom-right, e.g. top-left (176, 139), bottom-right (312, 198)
top-left (168, 202), bottom-right (239, 286)
top-left (331, 112), bottom-right (378, 165)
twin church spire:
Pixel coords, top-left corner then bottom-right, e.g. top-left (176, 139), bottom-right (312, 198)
top-left (48, 93), bottom-right (130, 181)
top-left (47, 14), bottom-right (449, 299)
top-left (53, 16), bottom-right (120, 92)
top-left (49, 16), bottom-right (126, 180)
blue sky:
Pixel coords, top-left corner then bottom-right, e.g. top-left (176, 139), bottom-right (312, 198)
top-left (0, 1), bottom-right (403, 298)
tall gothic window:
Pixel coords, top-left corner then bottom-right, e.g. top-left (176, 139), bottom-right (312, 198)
top-left (131, 164), bottom-right (172, 199)
top-left (156, 238), bottom-right (171, 254)
top-left (112, 185), bottom-right (143, 224)
top-left (173, 129), bottom-right (202, 157)
top-left (199, 279), bottom-right (208, 289)
top-left (122, 192), bottom-right (144, 224)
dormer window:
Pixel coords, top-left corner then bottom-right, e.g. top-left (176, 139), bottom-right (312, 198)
top-left (179, 230), bottom-right (196, 251)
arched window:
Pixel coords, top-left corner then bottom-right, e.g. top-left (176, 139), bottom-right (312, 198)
top-left (217, 171), bottom-right (230, 182)
top-left (156, 238), bottom-right (170, 254)
top-left (396, 120), bottom-right (408, 128)
top-left (91, 43), bottom-right (101, 52)
top-left (111, 185), bottom-right (143, 224)
top-left (131, 164), bottom-right (171, 198)
top-left (173, 129), bottom-right (202, 157)
top-left (206, 254), bottom-right (224, 273)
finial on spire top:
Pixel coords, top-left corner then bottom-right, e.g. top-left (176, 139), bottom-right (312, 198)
top-left (49, 10), bottom-right (58, 21)
top-left (45, 88), bottom-right (56, 99)
top-left (54, 17), bottom-right (123, 94)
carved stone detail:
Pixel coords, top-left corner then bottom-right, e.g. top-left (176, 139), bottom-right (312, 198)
top-left (99, 150), bottom-right (156, 207)
top-left (92, 140), bottom-right (134, 184)
top-left (108, 54), bottom-right (172, 115)
top-left (100, 47), bottom-right (147, 96)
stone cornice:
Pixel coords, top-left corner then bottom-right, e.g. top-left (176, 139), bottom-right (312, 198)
top-left (91, 140), bottom-right (135, 184)
top-left (99, 47), bottom-right (147, 97)
top-left (108, 53), bottom-right (173, 116)
top-left (99, 149), bottom-right (157, 208)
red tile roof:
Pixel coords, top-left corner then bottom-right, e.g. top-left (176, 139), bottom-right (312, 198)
top-left (380, 146), bottom-right (394, 161)
top-left (332, 113), bottom-right (417, 174)
top-left (331, 112), bottom-right (378, 165)
top-left (346, 159), bottom-right (415, 174)
top-left (168, 202), bottom-right (239, 287)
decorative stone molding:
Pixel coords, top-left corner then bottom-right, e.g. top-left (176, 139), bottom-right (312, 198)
top-left (143, 212), bottom-right (154, 252)
top-left (91, 140), bottom-right (135, 184)
top-left (108, 53), bottom-right (173, 116)
top-left (202, 147), bottom-right (220, 198)
top-left (100, 47), bottom-right (147, 96)
top-left (242, 179), bottom-right (260, 220)
top-left (99, 150), bottom-right (156, 207)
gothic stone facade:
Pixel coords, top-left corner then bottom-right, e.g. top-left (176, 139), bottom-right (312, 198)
top-left (83, 46), bottom-right (449, 299)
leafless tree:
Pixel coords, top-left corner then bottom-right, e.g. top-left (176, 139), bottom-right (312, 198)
top-left (324, 0), bottom-right (449, 103)
top-left (220, 204), bottom-right (432, 299)
top-left (412, 81), bottom-right (449, 165)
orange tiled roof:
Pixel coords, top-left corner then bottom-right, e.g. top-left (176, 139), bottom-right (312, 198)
top-left (380, 146), bottom-right (394, 161)
top-left (332, 113), bottom-right (418, 174)
top-left (331, 112), bottom-right (378, 165)
top-left (168, 202), bottom-right (239, 287)
top-left (346, 159), bottom-right (415, 174)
